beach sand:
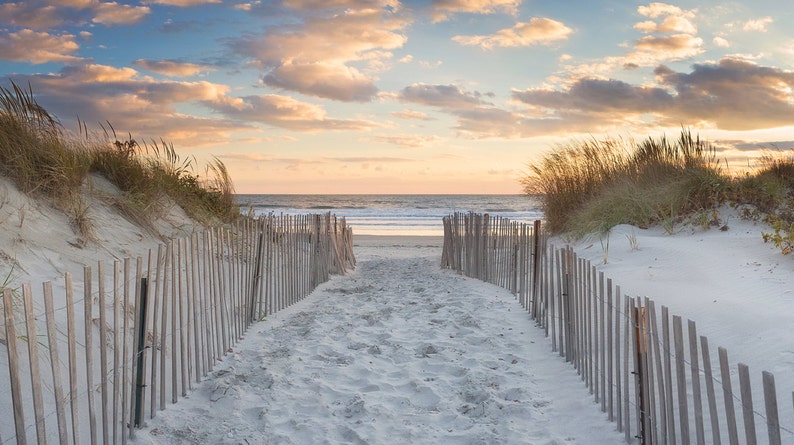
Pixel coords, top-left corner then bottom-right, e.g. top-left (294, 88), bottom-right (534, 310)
top-left (134, 235), bottom-right (624, 444)
top-left (4, 174), bottom-right (793, 443)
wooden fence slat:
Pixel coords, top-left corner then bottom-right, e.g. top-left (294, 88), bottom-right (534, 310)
top-left (97, 261), bottom-right (109, 445)
top-left (113, 260), bottom-right (121, 444)
top-left (43, 282), bottom-right (69, 445)
top-left (177, 240), bottom-right (189, 397)
top-left (607, 279), bottom-right (614, 423)
top-left (699, 336), bottom-right (721, 445)
top-left (160, 242), bottom-right (172, 411)
top-left (616, 285), bottom-right (623, 433)
top-left (150, 246), bottom-right (163, 419)
top-left (662, 306), bottom-right (677, 445)
top-left (121, 258), bottom-right (131, 445)
top-left (718, 347), bottom-right (739, 445)
top-left (624, 294), bottom-right (631, 441)
top-left (128, 255), bottom-right (144, 437)
top-left (642, 297), bottom-right (657, 445)
top-left (84, 266), bottom-right (97, 445)
top-left (599, 271), bottom-right (606, 413)
top-left (22, 283), bottom-right (47, 444)
top-left (673, 315), bottom-right (690, 445)
top-left (4, 287), bottom-right (27, 445)
top-left (738, 363), bottom-right (756, 445)
top-left (688, 319), bottom-right (705, 445)
top-left (171, 241), bottom-right (179, 405)
top-left (649, 301), bottom-right (668, 445)
top-left (181, 239), bottom-right (193, 392)
top-left (64, 273), bottom-right (80, 445)
top-left (190, 235), bottom-right (203, 383)
top-left (763, 371), bottom-right (781, 445)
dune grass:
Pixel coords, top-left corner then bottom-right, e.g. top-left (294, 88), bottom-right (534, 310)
top-left (523, 129), bottom-right (794, 245)
top-left (0, 81), bottom-right (238, 242)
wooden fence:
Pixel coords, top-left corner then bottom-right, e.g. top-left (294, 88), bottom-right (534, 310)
top-left (442, 211), bottom-right (794, 445)
top-left (0, 212), bottom-right (355, 445)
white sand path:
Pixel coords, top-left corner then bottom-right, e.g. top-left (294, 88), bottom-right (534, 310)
top-left (135, 239), bottom-right (622, 444)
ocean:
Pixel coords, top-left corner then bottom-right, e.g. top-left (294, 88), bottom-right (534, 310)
top-left (234, 194), bottom-right (544, 237)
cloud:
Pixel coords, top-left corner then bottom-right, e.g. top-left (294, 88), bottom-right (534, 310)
top-left (510, 57), bottom-right (794, 133)
top-left (325, 156), bottom-right (413, 163)
top-left (210, 94), bottom-right (381, 132)
top-left (634, 15), bottom-right (696, 34)
top-left (391, 109), bottom-right (434, 120)
top-left (634, 33), bottom-right (703, 57)
top-left (742, 17), bottom-right (773, 32)
top-left (283, 0), bottom-right (402, 10)
top-left (133, 59), bottom-right (215, 77)
top-left (366, 134), bottom-right (442, 148)
top-left (15, 65), bottom-right (245, 146)
top-left (0, 3), bottom-right (68, 29)
top-left (561, 3), bottom-right (703, 79)
top-left (399, 84), bottom-right (491, 109)
top-left (452, 17), bottom-right (572, 49)
top-left (713, 36), bottom-right (730, 48)
top-left (92, 2), bottom-right (151, 25)
top-left (513, 78), bottom-right (673, 113)
top-left (637, 2), bottom-right (693, 19)
top-left (652, 58), bottom-right (794, 130)
top-left (263, 62), bottom-right (378, 103)
top-left (0, 29), bottom-right (82, 64)
top-left (727, 140), bottom-right (794, 151)
top-left (229, 3), bottom-right (409, 102)
top-left (430, 0), bottom-right (520, 22)
top-left (146, 0), bottom-right (223, 6)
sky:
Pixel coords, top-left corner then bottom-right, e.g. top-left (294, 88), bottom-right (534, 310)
top-left (1, 0), bottom-right (793, 194)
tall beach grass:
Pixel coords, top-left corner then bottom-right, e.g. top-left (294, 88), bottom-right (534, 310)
top-left (0, 81), bottom-right (238, 241)
top-left (523, 129), bottom-right (793, 240)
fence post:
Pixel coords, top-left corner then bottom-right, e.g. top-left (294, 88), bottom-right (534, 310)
top-left (3, 287), bottom-right (27, 445)
top-left (633, 305), bottom-right (648, 445)
top-left (133, 277), bottom-right (149, 428)
top-left (250, 230), bottom-right (264, 323)
top-left (532, 220), bottom-right (541, 308)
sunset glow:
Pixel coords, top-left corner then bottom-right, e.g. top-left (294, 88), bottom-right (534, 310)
top-left (1, 0), bottom-right (793, 193)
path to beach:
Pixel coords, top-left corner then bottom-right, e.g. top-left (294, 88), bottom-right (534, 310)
top-left (135, 238), bottom-right (622, 444)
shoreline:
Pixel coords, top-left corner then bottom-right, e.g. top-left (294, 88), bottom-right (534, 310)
top-left (353, 234), bottom-right (444, 248)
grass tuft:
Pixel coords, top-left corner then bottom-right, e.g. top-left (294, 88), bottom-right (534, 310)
top-left (0, 81), bottom-right (239, 240)
top-left (523, 129), bottom-right (726, 236)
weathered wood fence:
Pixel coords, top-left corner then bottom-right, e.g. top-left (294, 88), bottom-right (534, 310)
top-left (0, 212), bottom-right (355, 444)
top-left (442, 211), bottom-right (794, 445)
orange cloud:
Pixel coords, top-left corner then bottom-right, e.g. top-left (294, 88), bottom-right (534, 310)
top-left (452, 17), bottom-right (572, 49)
top-left (146, 0), bottom-right (223, 6)
top-left (263, 62), bottom-right (379, 102)
top-left (92, 2), bottom-right (150, 25)
top-left (210, 94), bottom-right (381, 132)
top-left (561, 2), bottom-right (702, 79)
top-left (0, 29), bottom-right (82, 64)
top-left (637, 2), bottom-right (694, 19)
top-left (391, 109), bottom-right (434, 120)
top-left (430, 0), bottom-right (520, 22)
top-left (365, 134), bottom-right (442, 148)
top-left (230, 4), bottom-right (409, 102)
top-left (133, 59), bottom-right (215, 77)
top-left (742, 17), bottom-right (773, 32)
top-left (0, 3), bottom-right (65, 29)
